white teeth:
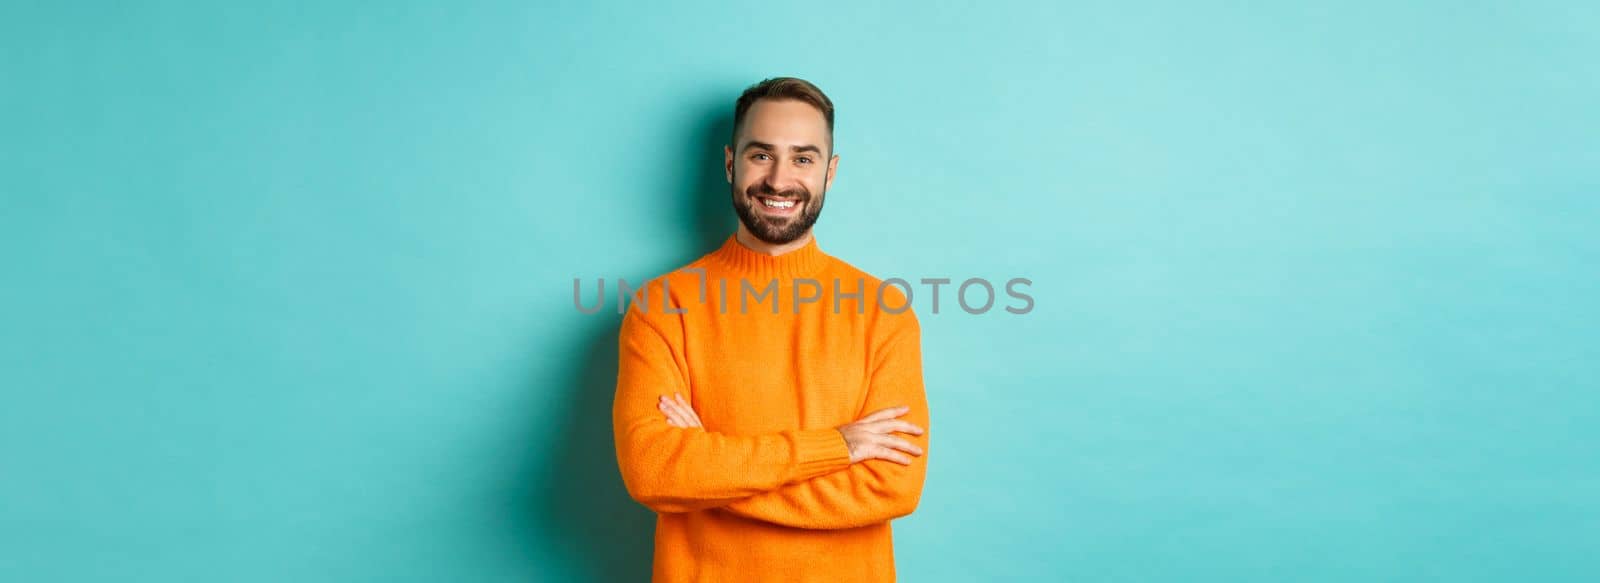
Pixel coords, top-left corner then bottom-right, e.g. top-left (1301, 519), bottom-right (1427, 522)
top-left (762, 199), bottom-right (796, 208)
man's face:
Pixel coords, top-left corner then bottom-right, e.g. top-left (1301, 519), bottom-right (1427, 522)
top-left (725, 99), bottom-right (839, 245)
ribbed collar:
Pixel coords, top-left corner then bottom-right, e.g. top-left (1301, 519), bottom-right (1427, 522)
top-left (708, 233), bottom-right (831, 279)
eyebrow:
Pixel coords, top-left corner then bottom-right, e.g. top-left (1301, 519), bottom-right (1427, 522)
top-left (742, 141), bottom-right (824, 155)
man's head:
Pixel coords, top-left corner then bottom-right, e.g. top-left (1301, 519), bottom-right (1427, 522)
top-left (725, 77), bottom-right (839, 246)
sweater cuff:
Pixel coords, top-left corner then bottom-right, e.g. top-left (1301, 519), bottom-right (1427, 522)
top-left (787, 427), bottom-right (853, 482)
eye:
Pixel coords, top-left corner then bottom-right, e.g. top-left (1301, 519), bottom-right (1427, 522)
top-left (752, 153), bottom-right (772, 161)
top-left (796, 157), bottom-right (813, 165)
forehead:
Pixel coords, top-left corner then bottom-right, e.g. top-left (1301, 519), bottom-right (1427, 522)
top-left (736, 98), bottom-right (830, 148)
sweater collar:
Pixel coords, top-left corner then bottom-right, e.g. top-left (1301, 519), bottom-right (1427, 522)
top-left (709, 232), bottom-right (830, 279)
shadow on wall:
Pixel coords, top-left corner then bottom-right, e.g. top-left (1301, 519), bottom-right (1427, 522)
top-left (521, 97), bottom-right (735, 581)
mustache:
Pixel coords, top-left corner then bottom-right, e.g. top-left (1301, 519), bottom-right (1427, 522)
top-left (746, 183), bottom-right (809, 201)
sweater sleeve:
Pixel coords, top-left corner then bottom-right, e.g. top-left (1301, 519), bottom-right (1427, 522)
top-left (716, 313), bottom-right (930, 529)
top-left (613, 305), bottom-right (853, 514)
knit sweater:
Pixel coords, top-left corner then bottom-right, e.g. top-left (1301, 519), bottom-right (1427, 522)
top-left (612, 233), bottom-right (930, 582)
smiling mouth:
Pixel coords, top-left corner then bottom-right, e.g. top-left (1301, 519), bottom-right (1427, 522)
top-left (753, 195), bottom-right (802, 214)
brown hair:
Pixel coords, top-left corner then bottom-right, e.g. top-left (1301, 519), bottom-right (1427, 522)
top-left (731, 77), bottom-right (835, 148)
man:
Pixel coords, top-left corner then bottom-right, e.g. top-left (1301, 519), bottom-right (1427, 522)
top-left (612, 77), bottom-right (930, 582)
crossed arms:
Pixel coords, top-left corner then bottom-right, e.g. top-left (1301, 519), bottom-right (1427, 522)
top-left (611, 308), bottom-right (930, 530)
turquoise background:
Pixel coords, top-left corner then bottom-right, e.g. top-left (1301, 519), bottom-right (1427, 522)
top-left (3, 1), bottom-right (1597, 581)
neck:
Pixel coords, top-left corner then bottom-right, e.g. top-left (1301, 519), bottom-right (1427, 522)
top-left (734, 225), bottom-right (814, 256)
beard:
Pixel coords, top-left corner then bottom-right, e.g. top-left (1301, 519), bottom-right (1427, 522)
top-left (730, 179), bottom-right (827, 245)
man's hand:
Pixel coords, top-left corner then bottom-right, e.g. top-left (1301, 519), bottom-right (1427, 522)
top-left (658, 393), bottom-right (703, 428)
top-left (837, 406), bottom-right (925, 465)
top-left (658, 395), bottom-right (925, 466)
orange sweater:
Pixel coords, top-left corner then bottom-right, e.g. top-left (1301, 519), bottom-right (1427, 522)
top-left (612, 234), bottom-right (930, 582)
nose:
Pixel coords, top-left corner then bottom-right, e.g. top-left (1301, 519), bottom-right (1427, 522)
top-left (761, 161), bottom-right (798, 193)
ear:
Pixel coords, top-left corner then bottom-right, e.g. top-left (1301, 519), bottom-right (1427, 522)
top-left (724, 145), bottom-right (735, 184)
top-left (825, 153), bottom-right (840, 191)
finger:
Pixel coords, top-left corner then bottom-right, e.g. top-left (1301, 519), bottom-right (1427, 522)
top-left (670, 393), bottom-right (702, 427)
top-left (878, 435), bottom-right (924, 456)
top-left (674, 393), bottom-right (700, 424)
top-left (874, 420), bottom-right (925, 436)
top-left (658, 398), bottom-right (689, 427)
top-left (858, 405), bottom-right (909, 423)
top-left (856, 405), bottom-right (910, 423)
top-left (657, 399), bottom-right (679, 425)
top-left (678, 395), bottom-right (704, 427)
top-left (871, 446), bottom-right (913, 465)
